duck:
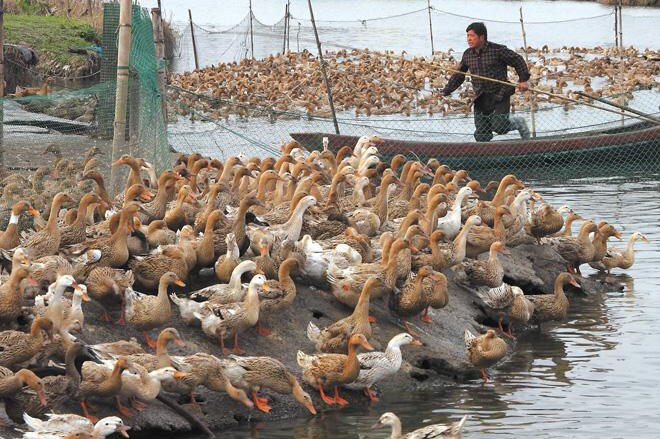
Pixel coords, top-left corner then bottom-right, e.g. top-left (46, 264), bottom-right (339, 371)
top-left (436, 186), bottom-right (473, 239)
top-left (79, 357), bottom-right (131, 423)
top-left (21, 193), bottom-right (74, 260)
top-left (22, 414), bottom-right (130, 439)
top-left (164, 185), bottom-right (196, 231)
top-left (35, 275), bottom-right (82, 333)
top-left (478, 283), bottom-right (535, 337)
top-left (527, 272), bottom-right (581, 329)
top-left (462, 174), bottom-right (524, 226)
top-left (389, 266), bottom-right (444, 330)
top-left (464, 329), bottom-right (508, 382)
top-left (542, 220), bottom-right (598, 273)
top-left (189, 260), bottom-right (256, 304)
top-left (127, 246), bottom-right (188, 291)
top-left (0, 367), bottom-right (48, 408)
top-left (256, 257), bottom-right (301, 335)
top-left (465, 206), bottom-right (509, 258)
top-left (59, 194), bottom-right (104, 247)
top-left (343, 333), bottom-right (421, 402)
top-left (116, 364), bottom-right (185, 413)
top-left (0, 201), bottom-right (38, 250)
top-left (125, 271), bottom-right (185, 347)
top-left (526, 201), bottom-right (565, 243)
top-left (222, 354), bottom-right (317, 414)
top-left (253, 236), bottom-right (277, 280)
top-left (145, 220), bottom-right (176, 248)
top-left (587, 222), bottom-right (622, 267)
top-left (550, 209), bottom-right (582, 237)
top-left (213, 232), bottom-right (240, 281)
top-left (111, 328), bottom-right (185, 372)
top-left (84, 267), bottom-right (134, 324)
top-left (453, 241), bottom-right (509, 288)
top-left (0, 262), bottom-right (34, 327)
top-left (193, 274), bottom-right (266, 354)
top-left (372, 412), bottom-right (468, 439)
top-left (307, 277), bottom-right (382, 354)
top-left (0, 317), bottom-right (54, 369)
top-left (297, 333), bottom-right (374, 406)
top-left (194, 210), bottom-right (224, 269)
top-left (594, 231), bottom-right (649, 273)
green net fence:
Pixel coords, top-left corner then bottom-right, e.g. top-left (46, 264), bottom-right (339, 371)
top-left (1, 3), bottom-right (169, 179)
top-left (166, 3), bottom-right (659, 182)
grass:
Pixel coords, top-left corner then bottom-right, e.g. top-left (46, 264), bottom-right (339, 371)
top-left (4, 14), bottom-right (98, 66)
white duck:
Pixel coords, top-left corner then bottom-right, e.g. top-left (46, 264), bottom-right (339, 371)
top-left (247, 195), bottom-right (317, 250)
top-left (344, 333), bottom-right (421, 402)
top-left (437, 186), bottom-right (473, 239)
top-left (372, 412), bottom-right (468, 439)
top-left (22, 414), bottom-right (130, 438)
top-left (188, 260), bottom-right (257, 303)
top-left (117, 364), bottom-right (185, 411)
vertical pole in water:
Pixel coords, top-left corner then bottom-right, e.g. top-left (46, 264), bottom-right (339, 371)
top-left (152, 7), bottom-right (168, 129)
top-left (307, 0), bottom-right (340, 135)
top-left (188, 9), bottom-right (199, 70)
top-left (282, 3), bottom-right (288, 54)
top-left (427, 0), bottom-right (434, 56)
top-left (286, 0), bottom-right (291, 51)
top-left (249, 0), bottom-right (255, 59)
top-left (519, 7), bottom-right (536, 138)
top-left (0, 0), bottom-right (4, 167)
top-left (110, 0), bottom-right (132, 196)
top-left (618, 0), bottom-right (624, 127)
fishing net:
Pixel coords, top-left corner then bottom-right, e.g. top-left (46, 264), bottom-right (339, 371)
top-left (0, 3), bottom-right (169, 178)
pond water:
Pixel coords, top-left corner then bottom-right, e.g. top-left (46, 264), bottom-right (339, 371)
top-left (214, 176), bottom-right (660, 438)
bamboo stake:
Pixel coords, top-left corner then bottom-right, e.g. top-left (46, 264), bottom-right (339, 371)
top-left (249, 0), bottom-right (255, 59)
top-left (441, 66), bottom-right (660, 125)
top-left (519, 7), bottom-right (536, 138)
top-left (188, 9), bottom-right (199, 70)
top-left (282, 2), bottom-right (288, 54)
top-left (307, 0), bottom-right (340, 135)
top-left (427, 0), bottom-right (434, 56)
top-left (286, 0), bottom-right (291, 51)
top-left (151, 7), bottom-right (168, 128)
top-left (618, 0), bottom-right (624, 127)
top-left (109, 0), bottom-right (133, 195)
top-left (614, 4), bottom-right (619, 47)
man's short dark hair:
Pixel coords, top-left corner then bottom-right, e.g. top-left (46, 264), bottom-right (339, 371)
top-left (466, 22), bottom-right (487, 39)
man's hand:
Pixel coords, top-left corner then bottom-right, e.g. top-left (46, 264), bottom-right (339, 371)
top-left (518, 81), bottom-right (529, 92)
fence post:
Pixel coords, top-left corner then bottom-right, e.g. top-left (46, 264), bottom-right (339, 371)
top-left (249, 0), bottom-right (255, 59)
top-left (618, 0), bottom-right (624, 126)
top-left (427, 0), bottom-right (434, 56)
top-left (109, 0), bottom-right (133, 196)
top-left (286, 0), bottom-right (291, 51)
top-left (613, 4), bottom-right (619, 48)
top-left (188, 9), bottom-right (199, 70)
top-left (307, 0), bottom-right (340, 135)
top-left (282, 2), bottom-right (288, 54)
top-left (519, 7), bottom-right (536, 138)
top-left (0, 0), bottom-right (4, 168)
top-left (152, 7), bottom-right (168, 128)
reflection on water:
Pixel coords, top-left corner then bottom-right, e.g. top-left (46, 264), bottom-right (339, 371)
top-left (218, 177), bottom-right (660, 438)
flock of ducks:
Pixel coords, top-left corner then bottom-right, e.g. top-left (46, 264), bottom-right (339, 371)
top-left (0, 135), bottom-right (648, 439)
top-left (169, 46), bottom-right (659, 120)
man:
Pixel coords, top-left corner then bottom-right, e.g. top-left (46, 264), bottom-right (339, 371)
top-left (442, 22), bottom-right (531, 142)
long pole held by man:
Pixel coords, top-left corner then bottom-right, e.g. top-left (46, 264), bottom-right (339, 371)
top-left (442, 22), bottom-right (531, 142)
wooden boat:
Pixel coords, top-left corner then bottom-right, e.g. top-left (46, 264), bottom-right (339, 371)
top-left (290, 121), bottom-right (660, 180)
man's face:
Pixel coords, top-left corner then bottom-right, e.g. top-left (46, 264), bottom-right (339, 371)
top-left (467, 30), bottom-right (485, 49)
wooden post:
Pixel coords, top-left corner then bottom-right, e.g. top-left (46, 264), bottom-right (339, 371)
top-left (427, 0), bottom-right (434, 56)
top-left (307, 0), bottom-right (340, 135)
top-left (249, 0), bottom-right (255, 59)
top-left (151, 7), bottom-right (168, 128)
top-left (618, 0), bottom-right (624, 126)
top-left (618, 0), bottom-right (623, 49)
top-left (286, 0), bottom-right (291, 51)
top-left (0, 0), bottom-right (4, 167)
top-left (188, 9), bottom-right (199, 70)
top-left (109, 0), bottom-right (132, 196)
top-left (519, 7), bottom-right (536, 138)
top-left (282, 3), bottom-right (287, 54)
top-left (614, 5), bottom-right (619, 48)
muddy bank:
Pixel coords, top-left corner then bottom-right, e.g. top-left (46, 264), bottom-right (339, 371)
top-left (3, 244), bottom-right (614, 438)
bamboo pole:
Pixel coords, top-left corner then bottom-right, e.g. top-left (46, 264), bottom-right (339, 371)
top-left (441, 66), bottom-right (660, 125)
top-left (427, 0), bottom-right (434, 56)
top-left (109, 0), bottom-right (133, 196)
top-left (618, 0), bottom-right (624, 126)
top-left (307, 0), bottom-right (340, 135)
top-left (249, 0), bottom-right (255, 59)
top-left (614, 4), bottom-right (619, 47)
top-left (519, 7), bottom-right (536, 138)
top-left (188, 9), bottom-right (199, 70)
top-left (286, 0), bottom-right (291, 51)
top-left (0, 0), bottom-right (4, 167)
top-left (282, 3), bottom-right (288, 54)
top-left (574, 91), bottom-right (660, 123)
top-left (151, 7), bottom-right (168, 128)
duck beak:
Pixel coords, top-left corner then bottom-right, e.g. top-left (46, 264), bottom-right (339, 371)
top-left (111, 158), bottom-right (123, 168)
top-left (21, 256), bottom-right (31, 265)
top-left (139, 190), bottom-right (155, 202)
top-left (410, 339), bottom-right (424, 346)
top-left (361, 340), bottom-right (374, 351)
top-left (82, 291), bottom-right (91, 302)
top-left (173, 371), bottom-right (188, 379)
top-left (117, 425), bottom-right (131, 438)
top-left (175, 337), bottom-right (186, 347)
top-left (640, 235), bottom-right (650, 243)
top-left (28, 207), bottom-right (39, 216)
top-left (614, 231), bottom-right (622, 240)
top-left (38, 389), bottom-right (48, 406)
top-left (569, 278), bottom-right (581, 288)
top-left (174, 279), bottom-right (186, 287)
top-left (306, 401), bottom-right (317, 415)
top-left (26, 275), bottom-right (38, 287)
top-left (371, 421), bottom-right (384, 430)
top-left (409, 245), bottom-right (419, 252)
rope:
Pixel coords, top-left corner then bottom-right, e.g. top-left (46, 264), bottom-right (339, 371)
top-left (431, 8), bottom-right (614, 25)
top-left (4, 57), bottom-right (101, 81)
top-left (288, 8), bottom-right (429, 24)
